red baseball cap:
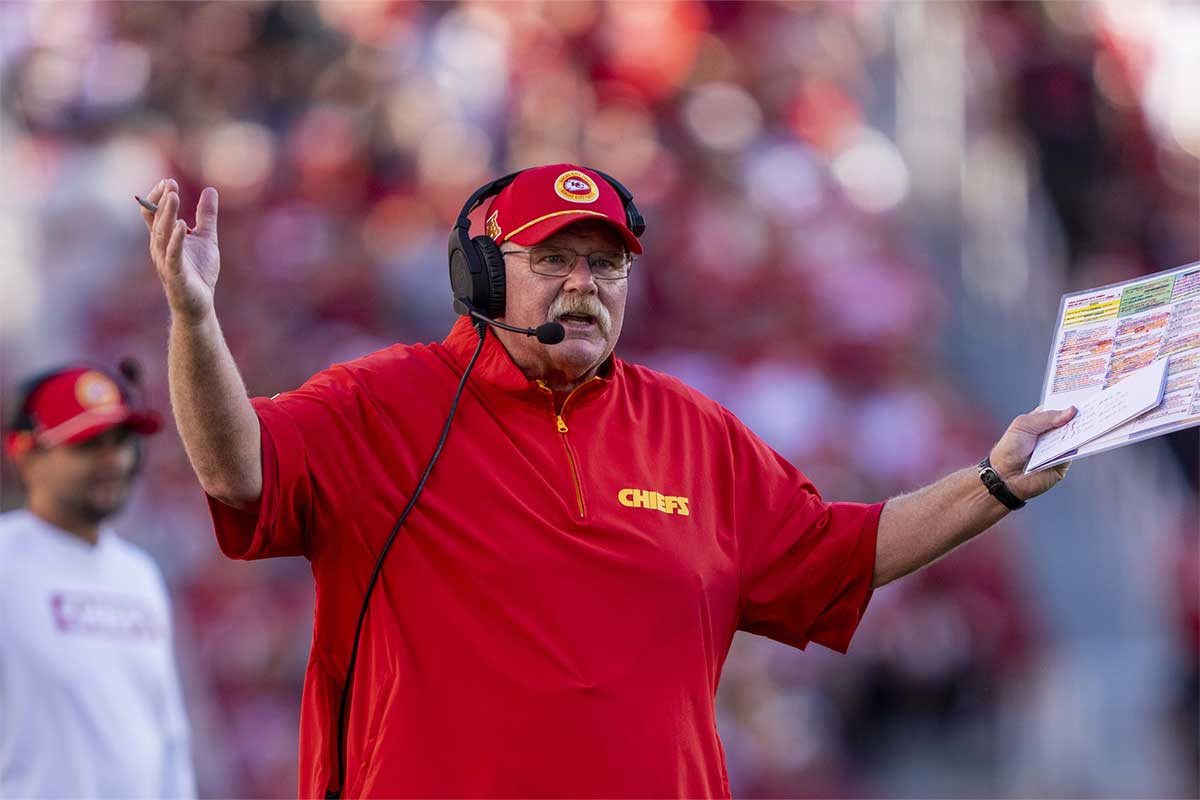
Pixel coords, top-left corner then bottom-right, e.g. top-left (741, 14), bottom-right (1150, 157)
top-left (483, 164), bottom-right (643, 254)
top-left (5, 367), bottom-right (162, 452)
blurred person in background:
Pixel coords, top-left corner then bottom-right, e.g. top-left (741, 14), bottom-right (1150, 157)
top-left (141, 162), bottom-right (1077, 798)
top-left (0, 363), bottom-right (197, 799)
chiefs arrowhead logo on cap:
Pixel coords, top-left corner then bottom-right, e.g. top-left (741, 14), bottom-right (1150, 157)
top-left (554, 170), bottom-right (599, 204)
top-left (75, 371), bottom-right (121, 409)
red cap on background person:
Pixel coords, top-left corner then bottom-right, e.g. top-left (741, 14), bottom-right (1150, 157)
top-left (3, 364), bottom-right (162, 457)
top-left (483, 164), bottom-right (644, 254)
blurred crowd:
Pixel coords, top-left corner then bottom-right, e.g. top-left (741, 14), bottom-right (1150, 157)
top-left (1, 1), bottom-right (1196, 797)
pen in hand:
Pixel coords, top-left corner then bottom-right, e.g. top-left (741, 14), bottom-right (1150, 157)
top-left (135, 195), bottom-right (191, 234)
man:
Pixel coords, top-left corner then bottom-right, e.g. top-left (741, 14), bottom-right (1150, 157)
top-left (140, 165), bottom-right (1073, 798)
top-left (0, 364), bottom-right (197, 798)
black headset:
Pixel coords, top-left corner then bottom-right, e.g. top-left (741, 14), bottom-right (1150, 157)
top-left (447, 167), bottom-right (646, 318)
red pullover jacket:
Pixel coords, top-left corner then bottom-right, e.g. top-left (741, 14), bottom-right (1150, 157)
top-left (208, 317), bottom-right (882, 798)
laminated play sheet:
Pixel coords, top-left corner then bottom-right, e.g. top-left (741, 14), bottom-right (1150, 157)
top-left (1029, 260), bottom-right (1200, 472)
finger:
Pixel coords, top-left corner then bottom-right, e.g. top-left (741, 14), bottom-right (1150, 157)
top-left (192, 187), bottom-right (219, 239)
top-left (166, 219), bottom-right (187, 267)
top-left (139, 180), bottom-right (166, 229)
top-left (152, 192), bottom-right (180, 266)
top-left (1013, 407), bottom-right (1076, 435)
top-left (151, 190), bottom-right (174, 256)
top-left (145, 178), bottom-right (177, 208)
top-left (146, 179), bottom-right (166, 203)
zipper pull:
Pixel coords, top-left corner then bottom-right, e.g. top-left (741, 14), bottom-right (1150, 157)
top-left (556, 415), bottom-right (568, 433)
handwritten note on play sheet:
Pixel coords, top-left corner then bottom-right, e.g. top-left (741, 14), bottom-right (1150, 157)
top-left (1026, 358), bottom-right (1167, 473)
top-left (1030, 260), bottom-right (1200, 473)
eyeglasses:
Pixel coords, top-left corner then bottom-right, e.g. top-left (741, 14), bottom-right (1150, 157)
top-left (501, 246), bottom-right (633, 280)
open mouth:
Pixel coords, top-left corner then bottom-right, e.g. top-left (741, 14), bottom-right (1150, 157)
top-left (557, 313), bottom-right (597, 327)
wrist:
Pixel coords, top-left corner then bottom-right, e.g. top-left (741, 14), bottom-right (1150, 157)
top-left (170, 304), bottom-right (217, 329)
top-left (977, 455), bottom-right (1026, 510)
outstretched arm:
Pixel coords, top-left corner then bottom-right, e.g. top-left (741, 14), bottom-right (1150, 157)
top-left (141, 179), bottom-right (261, 509)
top-left (872, 407), bottom-right (1076, 588)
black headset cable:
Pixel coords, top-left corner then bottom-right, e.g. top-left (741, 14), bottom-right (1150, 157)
top-left (327, 320), bottom-right (487, 798)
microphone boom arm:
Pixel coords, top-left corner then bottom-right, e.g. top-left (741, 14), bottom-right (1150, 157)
top-left (457, 298), bottom-right (565, 345)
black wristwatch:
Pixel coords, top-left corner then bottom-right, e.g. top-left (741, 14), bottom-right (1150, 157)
top-left (977, 456), bottom-right (1026, 510)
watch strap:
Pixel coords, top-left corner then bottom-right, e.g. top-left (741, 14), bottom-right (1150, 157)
top-left (977, 456), bottom-right (1026, 510)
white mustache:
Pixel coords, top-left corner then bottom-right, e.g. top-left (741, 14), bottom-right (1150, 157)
top-left (548, 294), bottom-right (612, 338)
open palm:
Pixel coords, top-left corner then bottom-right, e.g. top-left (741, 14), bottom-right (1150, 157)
top-left (141, 179), bottom-right (221, 323)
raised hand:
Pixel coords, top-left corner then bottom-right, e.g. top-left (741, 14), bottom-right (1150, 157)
top-left (140, 179), bottom-right (221, 324)
top-left (989, 407), bottom-right (1078, 500)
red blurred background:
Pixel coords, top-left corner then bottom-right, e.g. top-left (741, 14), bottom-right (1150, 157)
top-left (1, 2), bottom-right (1196, 796)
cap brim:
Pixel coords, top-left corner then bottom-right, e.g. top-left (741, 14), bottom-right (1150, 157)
top-left (55, 409), bottom-right (163, 446)
top-left (506, 212), bottom-right (643, 255)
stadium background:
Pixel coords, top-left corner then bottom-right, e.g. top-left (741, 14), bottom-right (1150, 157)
top-left (0, 1), bottom-right (1196, 796)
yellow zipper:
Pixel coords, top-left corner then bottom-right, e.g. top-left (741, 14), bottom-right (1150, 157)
top-left (537, 377), bottom-right (600, 518)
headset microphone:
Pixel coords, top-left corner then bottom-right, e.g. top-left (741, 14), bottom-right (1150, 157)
top-left (458, 298), bottom-right (566, 345)
top-left (534, 323), bottom-right (566, 345)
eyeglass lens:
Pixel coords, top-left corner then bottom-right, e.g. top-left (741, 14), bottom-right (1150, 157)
top-left (526, 246), bottom-right (630, 279)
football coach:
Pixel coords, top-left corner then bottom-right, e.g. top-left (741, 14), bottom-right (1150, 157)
top-left (140, 164), bottom-right (1074, 798)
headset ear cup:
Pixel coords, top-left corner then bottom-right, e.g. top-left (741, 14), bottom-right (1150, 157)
top-left (447, 228), bottom-right (477, 315)
top-left (473, 235), bottom-right (506, 318)
top-left (446, 171), bottom-right (523, 318)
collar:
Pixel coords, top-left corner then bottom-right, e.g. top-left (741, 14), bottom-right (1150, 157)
top-left (441, 316), bottom-right (617, 406)
top-left (22, 509), bottom-right (109, 553)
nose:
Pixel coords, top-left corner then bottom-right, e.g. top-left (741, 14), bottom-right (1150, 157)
top-left (94, 441), bottom-right (127, 469)
top-left (86, 435), bottom-right (137, 473)
top-left (561, 254), bottom-right (598, 294)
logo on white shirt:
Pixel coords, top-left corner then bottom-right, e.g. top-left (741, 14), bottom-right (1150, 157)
top-left (50, 592), bottom-right (163, 640)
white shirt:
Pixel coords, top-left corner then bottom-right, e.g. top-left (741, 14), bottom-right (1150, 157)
top-left (0, 510), bottom-right (196, 798)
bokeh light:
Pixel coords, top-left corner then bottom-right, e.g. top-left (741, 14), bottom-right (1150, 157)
top-left (0, 2), bottom-right (1195, 798)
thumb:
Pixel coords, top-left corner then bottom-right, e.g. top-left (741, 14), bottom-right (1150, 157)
top-left (193, 187), bottom-right (219, 238)
top-left (1019, 406), bottom-right (1076, 435)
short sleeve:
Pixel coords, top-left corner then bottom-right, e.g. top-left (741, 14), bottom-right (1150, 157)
top-left (207, 366), bottom-right (359, 561)
top-left (729, 412), bottom-right (883, 653)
